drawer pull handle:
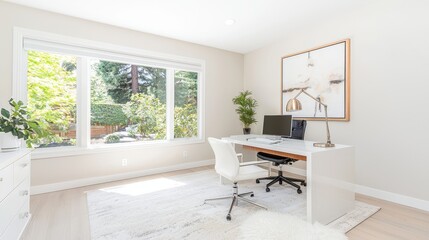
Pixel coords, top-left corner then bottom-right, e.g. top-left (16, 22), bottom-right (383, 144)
top-left (0, 178), bottom-right (3, 182)
top-left (22, 190), bottom-right (29, 196)
top-left (21, 163), bottom-right (29, 168)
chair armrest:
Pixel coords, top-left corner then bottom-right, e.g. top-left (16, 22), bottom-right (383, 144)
top-left (240, 160), bottom-right (270, 167)
top-left (236, 153), bottom-right (244, 163)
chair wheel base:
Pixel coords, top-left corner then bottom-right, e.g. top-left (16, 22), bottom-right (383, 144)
top-left (226, 214), bottom-right (231, 221)
top-left (266, 188), bottom-right (270, 192)
top-left (297, 189), bottom-right (302, 194)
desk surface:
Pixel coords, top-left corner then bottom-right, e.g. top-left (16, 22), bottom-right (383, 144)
top-left (223, 134), bottom-right (351, 157)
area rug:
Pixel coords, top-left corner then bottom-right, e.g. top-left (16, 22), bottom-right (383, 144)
top-left (238, 211), bottom-right (348, 240)
top-left (86, 170), bottom-right (380, 240)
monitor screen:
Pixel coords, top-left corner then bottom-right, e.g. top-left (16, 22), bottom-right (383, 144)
top-left (262, 115), bottom-right (293, 137)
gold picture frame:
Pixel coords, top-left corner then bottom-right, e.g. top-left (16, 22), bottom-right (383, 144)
top-left (281, 39), bottom-right (350, 121)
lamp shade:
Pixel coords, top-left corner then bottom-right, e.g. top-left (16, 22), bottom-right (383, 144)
top-left (286, 98), bottom-right (302, 112)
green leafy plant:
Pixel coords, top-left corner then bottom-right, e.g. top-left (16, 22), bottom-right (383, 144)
top-left (232, 91), bottom-right (258, 128)
top-left (91, 103), bottom-right (127, 126)
top-left (105, 134), bottom-right (120, 144)
top-left (0, 98), bottom-right (47, 148)
top-left (122, 93), bottom-right (166, 139)
top-left (174, 104), bottom-right (198, 138)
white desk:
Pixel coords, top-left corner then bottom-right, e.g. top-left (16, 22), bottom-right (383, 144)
top-left (223, 134), bottom-right (355, 225)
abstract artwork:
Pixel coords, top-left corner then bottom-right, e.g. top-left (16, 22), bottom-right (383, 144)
top-left (281, 39), bottom-right (350, 121)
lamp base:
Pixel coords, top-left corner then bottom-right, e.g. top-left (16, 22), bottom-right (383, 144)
top-left (313, 142), bottom-right (335, 148)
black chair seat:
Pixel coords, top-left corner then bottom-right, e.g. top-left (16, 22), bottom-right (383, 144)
top-left (256, 152), bottom-right (294, 165)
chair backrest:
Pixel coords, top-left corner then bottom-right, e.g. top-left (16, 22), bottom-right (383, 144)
top-left (289, 120), bottom-right (307, 140)
top-left (208, 137), bottom-right (240, 181)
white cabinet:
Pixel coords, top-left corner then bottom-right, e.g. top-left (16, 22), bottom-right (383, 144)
top-left (0, 150), bottom-right (31, 240)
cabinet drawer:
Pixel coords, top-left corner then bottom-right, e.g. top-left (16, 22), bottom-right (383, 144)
top-left (0, 177), bottom-right (30, 235)
top-left (0, 199), bottom-right (30, 240)
top-left (0, 165), bottom-right (13, 202)
top-left (13, 155), bottom-right (30, 186)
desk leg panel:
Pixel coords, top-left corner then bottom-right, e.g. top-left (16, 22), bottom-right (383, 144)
top-left (307, 147), bottom-right (355, 224)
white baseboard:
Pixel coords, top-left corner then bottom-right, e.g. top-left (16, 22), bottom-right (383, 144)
top-left (31, 159), bottom-right (214, 195)
top-left (355, 184), bottom-right (429, 212)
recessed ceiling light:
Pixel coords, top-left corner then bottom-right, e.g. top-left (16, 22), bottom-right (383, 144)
top-left (224, 19), bottom-right (235, 26)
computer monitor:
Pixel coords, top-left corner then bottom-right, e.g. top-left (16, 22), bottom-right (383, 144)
top-left (262, 115), bottom-right (293, 138)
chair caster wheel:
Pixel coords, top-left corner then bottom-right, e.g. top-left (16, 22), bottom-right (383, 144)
top-left (301, 182), bottom-right (306, 186)
top-left (226, 214), bottom-right (231, 221)
top-left (297, 189), bottom-right (302, 194)
top-left (250, 194), bottom-right (254, 197)
top-left (256, 179), bottom-right (260, 184)
top-left (266, 188), bottom-right (270, 192)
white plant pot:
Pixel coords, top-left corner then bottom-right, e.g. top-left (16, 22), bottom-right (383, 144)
top-left (0, 132), bottom-right (22, 151)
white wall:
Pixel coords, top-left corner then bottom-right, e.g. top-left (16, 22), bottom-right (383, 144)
top-left (0, 2), bottom-right (244, 187)
top-left (244, 0), bottom-right (429, 202)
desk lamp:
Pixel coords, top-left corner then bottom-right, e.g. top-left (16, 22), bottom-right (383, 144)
top-left (286, 89), bottom-right (335, 148)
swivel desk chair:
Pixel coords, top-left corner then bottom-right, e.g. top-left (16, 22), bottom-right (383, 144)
top-left (205, 138), bottom-right (267, 221)
top-left (256, 120), bottom-right (307, 194)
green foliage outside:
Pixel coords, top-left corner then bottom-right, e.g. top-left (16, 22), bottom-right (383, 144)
top-left (174, 104), bottom-right (198, 138)
top-left (174, 71), bottom-right (198, 138)
top-left (232, 91), bottom-right (258, 128)
top-left (122, 93), bottom-right (166, 139)
top-left (175, 71), bottom-right (198, 106)
top-left (91, 103), bottom-right (127, 126)
top-left (96, 61), bottom-right (166, 104)
top-left (90, 73), bottom-right (114, 104)
top-left (105, 134), bottom-right (120, 144)
top-left (27, 50), bottom-right (77, 145)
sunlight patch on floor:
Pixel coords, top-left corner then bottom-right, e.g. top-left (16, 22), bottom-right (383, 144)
top-left (100, 178), bottom-right (186, 196)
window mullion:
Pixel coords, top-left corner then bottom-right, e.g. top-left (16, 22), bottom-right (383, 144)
top-left (76, 57), bottom-right (90, 147)
top-left (166, 69), bottom-right (175, 140)
top-left (197, 71), bottom-right (204, 139)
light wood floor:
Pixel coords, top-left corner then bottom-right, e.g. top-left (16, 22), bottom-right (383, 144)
top-left (22, 166), bottom-right (429, 240)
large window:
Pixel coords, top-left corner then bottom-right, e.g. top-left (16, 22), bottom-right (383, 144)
top-left (19, 30), bottom-right (203, 151)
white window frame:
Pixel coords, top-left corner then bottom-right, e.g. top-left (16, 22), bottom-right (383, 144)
top-left (13, 27), bottom-right (205, 159)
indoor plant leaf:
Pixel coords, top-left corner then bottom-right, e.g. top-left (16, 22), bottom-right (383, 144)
top-left (1, 108), bottom-right (10, 118)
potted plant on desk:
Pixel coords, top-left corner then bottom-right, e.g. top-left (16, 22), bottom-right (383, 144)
top-left (0, 98), bottom-right (46, 150)
top-left (232, 91), bottom-right (257, 134)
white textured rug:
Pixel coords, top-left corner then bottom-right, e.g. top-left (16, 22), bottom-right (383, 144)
top-left (87, 170), bottom-right (379, 240)
top-left (238, 211), bottom-right (348, 240)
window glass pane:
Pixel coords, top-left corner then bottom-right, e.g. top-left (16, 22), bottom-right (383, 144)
top-left (90, 59), bottom-right (167, 144)
top-left (27, 50), bottom-right (77, 148)
top-left (174, 71), bottom-right (198, 138)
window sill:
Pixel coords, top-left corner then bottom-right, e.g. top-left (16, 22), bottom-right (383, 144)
top-left (31, 138), bottom-right (205, 160)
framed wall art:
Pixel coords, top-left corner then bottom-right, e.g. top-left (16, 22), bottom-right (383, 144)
top-left (281, 39), bottom-right (350, 121)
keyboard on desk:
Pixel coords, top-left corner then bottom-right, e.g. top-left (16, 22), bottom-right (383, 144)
top-left (247, 137), bottom-right (281, 144)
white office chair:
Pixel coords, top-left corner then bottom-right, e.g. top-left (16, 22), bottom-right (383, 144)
top-left (205, 137), bottom-right (268, 221)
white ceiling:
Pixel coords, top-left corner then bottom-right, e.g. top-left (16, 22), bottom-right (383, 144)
top-left (5, 0), bottom-right (368, 53)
